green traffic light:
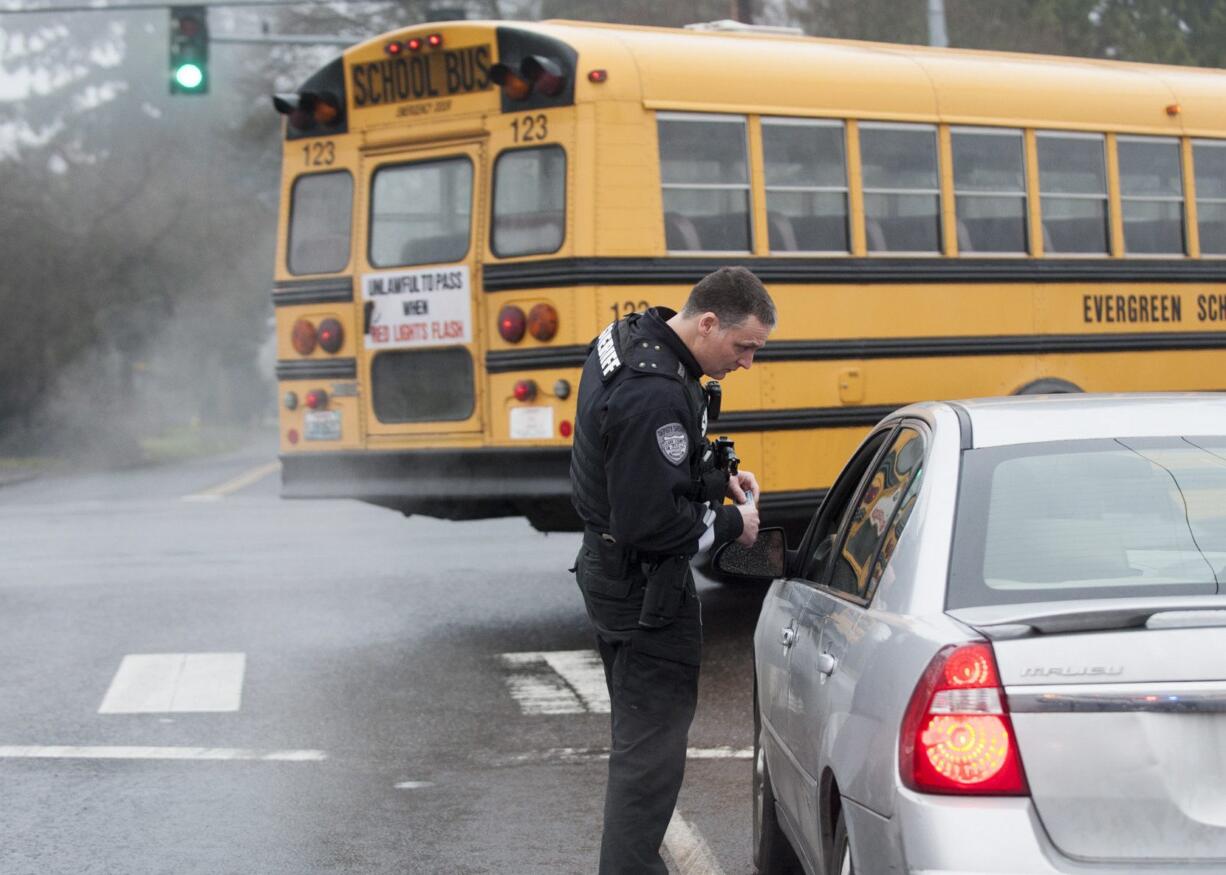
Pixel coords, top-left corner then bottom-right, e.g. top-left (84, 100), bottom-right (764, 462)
top-left (174, 62), bottom-right (204, 90)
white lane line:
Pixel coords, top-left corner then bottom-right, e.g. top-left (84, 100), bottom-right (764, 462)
top-left (0, 746), bottom-right (324, 762)
top-left (99, 653), bottom-right (245, 714)
top-left (494, 746), bottom-right (753, 766)
top-left (500, 650), bottom-right (610, 715)
top-left (664, 810), bottom-right (726, 875)
top-left (182, 460), bottom-right (280, 502)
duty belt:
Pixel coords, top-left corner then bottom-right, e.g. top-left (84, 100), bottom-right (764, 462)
top-left (583, 528), bottom-right (667, 565)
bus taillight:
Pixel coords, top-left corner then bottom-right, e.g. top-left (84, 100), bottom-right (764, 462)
top-left (498, 305), bottom-right (527, 342)
top-left (527, 303), bottom-right (558, 341)
top-left (292, 319), bottom-right (317, 355)
top-left (305, 389), bottom-right (329, 410)
top-left (513, 380), bottom-right (537, 402)
top-left (318, 318), bottom-right (343, 354)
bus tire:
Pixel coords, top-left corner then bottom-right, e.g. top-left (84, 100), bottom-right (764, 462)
top-left (1014, 377), bottom-right (1083, 395)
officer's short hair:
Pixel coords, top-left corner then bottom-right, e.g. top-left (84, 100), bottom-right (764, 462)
top-left (680, 266), bottom-right (776, 329)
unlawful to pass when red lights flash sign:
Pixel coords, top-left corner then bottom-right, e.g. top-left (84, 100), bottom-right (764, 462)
top-left (362, 265), bottom-right (472, 349)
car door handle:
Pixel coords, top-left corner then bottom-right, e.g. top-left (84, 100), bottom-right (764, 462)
top-left (817, 652), bottom-right (837, 676)
top-left (780, 626), bottom-right (797, 648)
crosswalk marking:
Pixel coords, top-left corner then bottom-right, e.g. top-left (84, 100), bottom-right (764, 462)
top-left (500, 649), bottom-right (610, 714)
top-left (494, 746), bottom-right (753, 766)
top-left (0, 746), bottom-right (324, 762)
top-left (664, 810), bottom-right (726, 875)
top-left (99, 653), bottom-right (246, 714)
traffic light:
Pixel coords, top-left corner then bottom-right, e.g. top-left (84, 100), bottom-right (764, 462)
top-left (169, 6), bottom-right (208, 95)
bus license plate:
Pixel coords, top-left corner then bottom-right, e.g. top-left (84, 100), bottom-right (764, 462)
top-left (304, 411), bottom-right (341, 441)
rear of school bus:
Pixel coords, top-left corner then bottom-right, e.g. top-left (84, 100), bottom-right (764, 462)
top-left (272, 21), bottom-right (651, 530)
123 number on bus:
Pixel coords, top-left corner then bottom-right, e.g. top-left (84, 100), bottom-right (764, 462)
top-left (303, 141), bottom-right (335, 167)
top-left (611, 300), bottom-right (649, 319)
top-left (511, 114), bottom-right (548, 143)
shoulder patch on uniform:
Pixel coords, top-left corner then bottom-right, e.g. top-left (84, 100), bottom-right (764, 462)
top-left (655, 422), bottom-right (689, 466)
top-left (596, 322), bottom-right (620, 378)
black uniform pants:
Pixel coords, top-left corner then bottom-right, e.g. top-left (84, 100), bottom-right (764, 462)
top-left (574, 542), bottom-right (702, 875)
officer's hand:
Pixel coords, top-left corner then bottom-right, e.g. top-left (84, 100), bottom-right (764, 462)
top-left (727, 470), bottom-right (760, 505)
top-left (736, 500), bottom-right (760, 546)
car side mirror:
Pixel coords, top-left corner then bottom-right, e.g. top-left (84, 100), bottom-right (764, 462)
top-left (713, 527), bottom-right (787, 580)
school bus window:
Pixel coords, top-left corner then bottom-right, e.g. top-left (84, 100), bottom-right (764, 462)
top-left (761, 118), bottom-right (849, 253)
top-left (657, 113), bottom-right (751, 253)
top-left (371, 348), bottom-right (475, 424)
top-left (288, 171), bottom-right (353, 276)
top-left (1194, 140), bottom-right (1226, 255)
top-left (1036, 132), bottom-right (1109, 255)
top-left (369, 156), bottom-right (472, 269)
top-left (859, 122), bottom-right (941, 254)
top-left (1118, 136), bottom-right (1185, 255)
top-left (492, 145), bottom-right (566, 258)
top-left (952, 127), bottom-right (1027, 255)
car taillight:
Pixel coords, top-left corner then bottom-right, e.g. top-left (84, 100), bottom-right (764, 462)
top-left (900, 642), bottom-right (1029, 796)
top-left (498, 305), bottom-right (526, 343)
top-left (292, 319), bottom-right (317, 355)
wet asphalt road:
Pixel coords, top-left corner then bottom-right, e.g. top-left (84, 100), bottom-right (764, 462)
top-left (0, 438), bottom-right (766, 874)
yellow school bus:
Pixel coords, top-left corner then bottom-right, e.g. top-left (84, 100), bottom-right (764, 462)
top-left (271, 18), bottom-right (1226, 534)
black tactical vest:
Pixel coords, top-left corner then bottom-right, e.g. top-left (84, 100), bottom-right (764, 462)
top-left (570, 313), bottom-right (707, 533)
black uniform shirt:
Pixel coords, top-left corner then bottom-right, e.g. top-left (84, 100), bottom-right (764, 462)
top-left (572, 308), bottom-right (743, 557)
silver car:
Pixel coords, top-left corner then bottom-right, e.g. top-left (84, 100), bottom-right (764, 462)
top-left (719, 394), bottom-right (1226, 874)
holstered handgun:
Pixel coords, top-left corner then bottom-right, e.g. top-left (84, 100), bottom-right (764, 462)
top-left (639, 554), bottom-right (690, 628)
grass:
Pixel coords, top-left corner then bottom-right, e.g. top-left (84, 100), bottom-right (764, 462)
top-left (139, 424), bottom-right (260, 464)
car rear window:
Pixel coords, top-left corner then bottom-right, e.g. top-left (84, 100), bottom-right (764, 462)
top-left (948, 436), bottom-right (1226, 608)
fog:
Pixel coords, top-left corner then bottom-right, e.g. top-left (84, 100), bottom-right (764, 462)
top-left (0, 0), bottom-right (1219, 468)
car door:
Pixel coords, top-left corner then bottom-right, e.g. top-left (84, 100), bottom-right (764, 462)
top-left (787, 424), bottom-right (928, 861)
top-left (766, 425), bottom-right (898, 861)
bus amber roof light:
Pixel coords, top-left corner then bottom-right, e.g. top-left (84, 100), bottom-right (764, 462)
top-left (490, 63), bottom-right (532, 101)
top-left (527, 303), bottom-right (559, 341)
top-left (312, 97), bottom-right (340, 126)
top-left (521, 55), bottom-right (566, 97)
top-left (427, 32), bottom-right (443, 49)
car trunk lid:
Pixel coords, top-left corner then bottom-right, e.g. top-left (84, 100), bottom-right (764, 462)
top-left (950, 598), bottom-right (1226, 864)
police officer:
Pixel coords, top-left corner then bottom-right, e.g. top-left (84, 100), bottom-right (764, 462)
top-left (570, 266), bottom-right (776, 874)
